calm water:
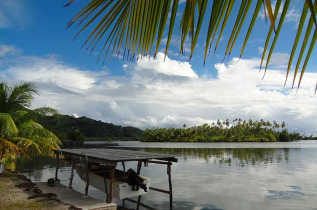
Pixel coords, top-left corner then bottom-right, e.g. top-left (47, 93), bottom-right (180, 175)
top-left (16, 141), bottom-right (317, 210)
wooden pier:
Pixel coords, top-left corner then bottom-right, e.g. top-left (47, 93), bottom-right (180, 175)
top-left (54, 148), bottom-right (178, 210)
top-left (36, 182), bottom-right (116, 210)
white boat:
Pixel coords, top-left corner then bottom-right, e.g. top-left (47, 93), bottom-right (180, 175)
top-left (75, 165), bottom-right (151, 200)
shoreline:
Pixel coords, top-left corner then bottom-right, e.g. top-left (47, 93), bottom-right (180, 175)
top-left (0, 171), bottom-right (71, 209)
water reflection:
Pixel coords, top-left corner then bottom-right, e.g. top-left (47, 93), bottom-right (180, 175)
top-left (133, 148), bottom-right (298, 167)
top-left (15, 146), bottom-right (317, 210)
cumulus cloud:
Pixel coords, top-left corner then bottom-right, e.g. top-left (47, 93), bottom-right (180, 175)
top-left (1, 51), bottom-right (316, 135)
top-left (3, 55), bottom-right (96, 92)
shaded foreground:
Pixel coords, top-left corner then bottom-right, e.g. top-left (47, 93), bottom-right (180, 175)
top-left (0, 172), bottom-right (69, 209)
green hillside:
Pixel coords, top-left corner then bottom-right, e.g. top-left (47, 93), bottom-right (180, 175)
top-left (38, 114), bottom-right (143, 142)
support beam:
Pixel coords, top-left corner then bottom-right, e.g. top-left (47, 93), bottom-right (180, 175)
top-left (68, 158), bottom-right (75, 189)
top-left (122, 161), bottom-right (126, 172)
top-left (124, 198), bottom-right (156, 210)
top-left (148, 160), bottom-right (172, 165)
top-left (136, 161), bottom-right (142, 210)
top-left (85, 164), bottom-right (90, 196)
top-left (149, 187), bottom-right (170, 194)
top-left (55, 152), bottom-right (60, 181)
top-left (108, 168), bottom-right (115, 203)
top-left (168, 161), bottom-right (173, 210)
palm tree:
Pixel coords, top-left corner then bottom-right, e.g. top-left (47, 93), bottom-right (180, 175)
top-left (64, 0), bottom-right (317, 91)
top-left (0, 82), bottom-right (61, 161)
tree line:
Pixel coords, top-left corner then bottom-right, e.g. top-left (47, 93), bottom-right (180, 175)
top-left (141, 119), bottom-right (304, 142)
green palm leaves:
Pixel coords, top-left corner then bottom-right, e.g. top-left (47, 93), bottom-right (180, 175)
top-left (0, 82), bottom-right (61, 160)
top-left (66, 0), bottom-right (317, 91)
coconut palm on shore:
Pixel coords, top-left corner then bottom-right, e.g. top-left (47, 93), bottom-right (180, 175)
top-left (0, 82), bottom-right (61, 161)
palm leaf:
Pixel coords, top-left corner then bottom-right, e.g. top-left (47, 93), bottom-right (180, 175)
top-left (240, 0), bottom-right (263, 58)
top-left (292, 17), bottom-right (314, 88)
top-left (10, 137), bottom-right (41, 156)
top-left (6, 82), bottom-right (38, 115)
top-left (263, 0), bottom-right (291, 77)
top-left (297, 28), bottom-right (317, 89)
top-left (260, 0), bottom-right (282, 70)
top-left (285, 2), bottom-right (309, 85)
top-left (190, 0), bottom-right (208, 60)
top-left (65, 0), bottom-right (317, 89)
top-left (0, 138), bottom-right (26, 160)
top-left (223, 0), bottom-right (248, 59)
top-left (228, 0), bottom-right (253, 56)
top-left (265, 0), bottom-right (276, 32)
top-left (306, 0), bottom-right (317, 27)
top-left (0, 113), bottom-right (18, 139)
top-left (204, 0), bottom-right (225, 63)
top-left (209, 0), bottom-right (230, 54)
top-left (214, 0), bottom-right (235, 53)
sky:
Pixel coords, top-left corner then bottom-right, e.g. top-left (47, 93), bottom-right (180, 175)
top-left (0, 0), bottom-right (316, 135)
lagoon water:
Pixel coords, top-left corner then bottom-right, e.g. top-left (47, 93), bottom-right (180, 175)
top-left (16, 141), bottom-right (317, 210)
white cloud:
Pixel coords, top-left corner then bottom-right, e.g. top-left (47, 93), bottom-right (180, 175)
top-left (135, 52), bottom-right (198, 78)
top-left (72, 113), bottom-right (79, 118)
top-left (0, 45), bottom-right (22, 57)
top-left (1, 51), bottom-right (316, 135)
top-left (3, 55), bottom-right (96, 92)
top-left (285, 8), bottom-right (301, 23)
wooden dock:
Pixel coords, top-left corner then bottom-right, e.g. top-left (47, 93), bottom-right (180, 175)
top-left (54, 148), bottom-right (178, 210)
top-left (36, 182), bottom-right (116, 210)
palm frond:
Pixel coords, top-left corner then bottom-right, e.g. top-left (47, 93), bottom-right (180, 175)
top-left (263, 0), bottom-right (291, 77)
top-left (0, 113), bottom-right (18, 139)
top-left (33, 107), bottom-right (59, 116)
top-left (66, 0), bottom-right (317, 90)
top-left (285, 2), bottom-right (309, 86)
top-left (259, 0), bottom-right (281, 70)
top-left (10, 137), bottom-right (41, 156)
top-left (0, 138), bottom-right (26, 160)
top-left (6, 82), bottom-right (38, 115)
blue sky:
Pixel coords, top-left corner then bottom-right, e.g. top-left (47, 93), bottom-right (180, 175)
top-left (1, 0), bottom-right (317, 134)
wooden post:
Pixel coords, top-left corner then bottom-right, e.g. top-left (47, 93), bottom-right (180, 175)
top-left (85, 164), bottom-right (90, 196)
top-left (122, 161), bottom-right (126, 172)
top-left (55, 152), bottom-right (60, 181)
top-left (136, 161), bottom-right (142, 210)
top-left (168, 161), bottom-right (173, 210)
top-left (122, 161), bottom-right (126, 207)
top-left (68, 158), bottom-right (75, 189)
top-left (107, 168), bottom-right (115, 203)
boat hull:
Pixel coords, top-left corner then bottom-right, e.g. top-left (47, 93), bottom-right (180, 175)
top-left (75, 165), bottom-right (150, 199)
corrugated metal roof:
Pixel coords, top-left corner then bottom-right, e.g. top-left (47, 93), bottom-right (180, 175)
top-left (57, 148), bottom-right (178, 162)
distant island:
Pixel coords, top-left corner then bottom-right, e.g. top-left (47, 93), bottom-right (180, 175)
top-left (142, 119), bottom-right (316, 142)
top-left (39, 115), bottom-right (316, 143)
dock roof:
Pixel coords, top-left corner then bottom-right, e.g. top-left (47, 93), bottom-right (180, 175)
top-left (57, 148), bottom-right (178, 163)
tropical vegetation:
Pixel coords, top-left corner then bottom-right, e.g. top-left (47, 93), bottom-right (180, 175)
top-left (38, 114), bottom-right (143, 142)
top-left (0, 82), bottom-right (61, 161)
top-left (65, 0), bottom-right (317, 91)
top-left (141, 119), bottom-right (302, 142)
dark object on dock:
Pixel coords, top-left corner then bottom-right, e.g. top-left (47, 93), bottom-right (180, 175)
top-left (127, 168), bottom-right (148, 192)
top-left (47, 178), bottom-right (55, 187)
top-left (54, 148), bottom-right (177, 210)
